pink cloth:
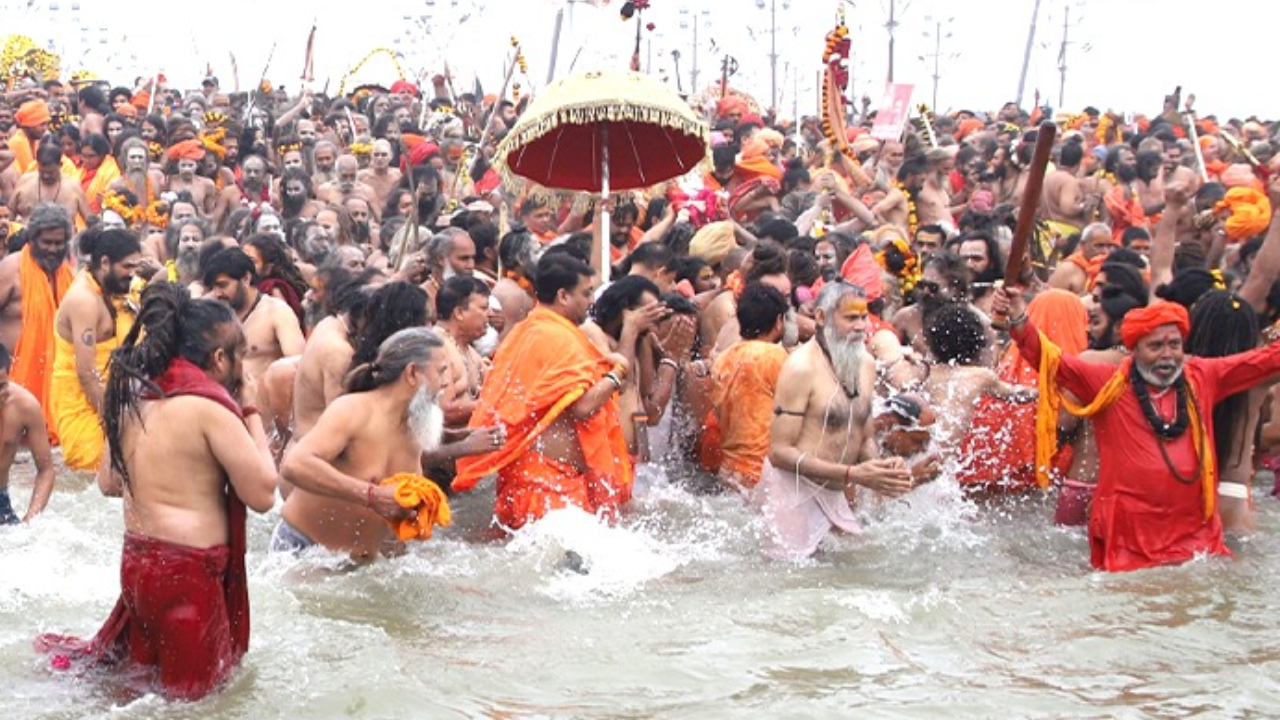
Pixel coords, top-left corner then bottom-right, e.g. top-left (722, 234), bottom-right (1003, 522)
top-left (752, 459), bottom-right (860, 559)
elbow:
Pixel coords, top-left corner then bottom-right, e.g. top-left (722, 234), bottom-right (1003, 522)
top-left (244, 480), bottom-right (277, 514)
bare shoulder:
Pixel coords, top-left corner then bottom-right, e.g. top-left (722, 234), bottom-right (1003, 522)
top-left (9, 384), bottom-right (44, 426)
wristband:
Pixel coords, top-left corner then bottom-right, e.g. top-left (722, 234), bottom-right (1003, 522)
top-left (611, 363), bottom-right (628, 380)
top-left (659, 358), bottom-right (680, 372)
top-left (1218, 482), bottom-right (1249, 499)
top-left (1009, 313), bottom-right (1028, 328)
top-left (604, 372), bottom-right (623, 391)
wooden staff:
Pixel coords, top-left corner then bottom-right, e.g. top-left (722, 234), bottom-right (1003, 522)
top-left (1004, 120), bottom-right (1057, 286)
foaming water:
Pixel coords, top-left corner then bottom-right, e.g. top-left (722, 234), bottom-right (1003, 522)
top-left (5, 457), bottom-right (1280, 718)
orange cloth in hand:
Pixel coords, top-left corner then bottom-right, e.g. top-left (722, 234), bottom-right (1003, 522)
top-left (379, 473), bottom-right (451, 541)
top-left (12, 246), bottom-right (73, 443)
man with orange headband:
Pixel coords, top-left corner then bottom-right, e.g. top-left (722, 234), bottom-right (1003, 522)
top-left (8, 99), bottom-right (51, 175)
top-left (164, 139), bottom-right (216, 215)
top-left (454, 253), bottom-right (633, 531)
top-left (996, 290), bottom-right (1280, 572)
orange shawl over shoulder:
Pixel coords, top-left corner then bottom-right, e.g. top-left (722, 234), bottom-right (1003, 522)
top-left (83, 156), bottom-right (121, 214)
top-left (11, 245), bottom-right (74, 443)
top-left (454, 307), bottom-right (632, 498)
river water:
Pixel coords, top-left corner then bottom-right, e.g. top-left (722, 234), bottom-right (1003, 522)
top-left (4, 458), bottom-right (1280, 719)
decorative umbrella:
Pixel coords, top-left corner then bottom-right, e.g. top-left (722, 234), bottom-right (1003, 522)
top-left (496, 69), bottom-right (709, 283)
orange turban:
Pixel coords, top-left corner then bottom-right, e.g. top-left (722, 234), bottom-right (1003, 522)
top-left (166, 139), bottom-right (206, 162)
top-left (716, 96), bottom-right (748, 120)
top-left (1121, 301), bottom-right (1190, 350)
top-left (839, 243), bottom-right (884, 302)
top-left (956, 118), bottom-right (984, 139)
top-left (1199, 136), bottom-right (1216, 150)
top-left (689, 221), bottom-right (736, 265)
top-left (15, 100), bottom-right (51, 128)
top-left (117, 104), bottom-right (138, 119)
top-left (1215, 186), bottom-right (1272, 241)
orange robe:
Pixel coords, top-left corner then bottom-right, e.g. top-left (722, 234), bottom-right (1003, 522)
top-left (11, 246), bottom-right (73, 444)
top-left (957, 290), bottom-right (1087, 490)
top-left (710, 340), bottom-right (788, 488)
top-left (81, 156), bottom-right (121, 215)
top-left (454, 307), bottom-right (633, 529)
top-left (1103, 185), bottom-right (1147, 242)
top-left (9, 132), bottom-right (81, 178)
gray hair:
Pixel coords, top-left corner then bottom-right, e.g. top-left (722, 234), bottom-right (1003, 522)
top-left (427, 227), bottom-right (469, 266)
top-left (1081, 222), bottom-right (1111, 243)
top-left (26, 203), bottom-right (72, 239)
top-left (814, 280), bottom-right (867, 317)
top-left (345, 327), bottom-right (444, 393)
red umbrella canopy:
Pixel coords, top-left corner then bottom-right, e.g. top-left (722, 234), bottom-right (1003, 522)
top-left (497, 70), bottom-right (709, 192)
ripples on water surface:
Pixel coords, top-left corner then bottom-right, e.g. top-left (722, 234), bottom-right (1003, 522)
top-left (4, 463), bottom-right (1280, 719)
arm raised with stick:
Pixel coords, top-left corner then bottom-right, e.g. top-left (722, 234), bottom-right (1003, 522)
top-left (996, 121), bottom-right (1057, 324)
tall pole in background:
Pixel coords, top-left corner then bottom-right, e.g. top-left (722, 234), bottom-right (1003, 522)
top-left (691, 20), bottom-right (699, 92)
top-left (1015, 0), bottom-right (1043, 108)
top-left (1057, 5), bottom-right (1069, 108)
top-left (886, 0), bottom-right (897, 83)
top-left (931, 20), bottom-right (941, 108)
top-left (769, 0), bottom-right (777, 115)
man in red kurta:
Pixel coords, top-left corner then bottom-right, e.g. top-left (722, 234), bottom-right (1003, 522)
top-left (1004, 296), bottom-right (1280, 572)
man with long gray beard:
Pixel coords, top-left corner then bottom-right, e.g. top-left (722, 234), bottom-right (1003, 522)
top-left (277, 327), bottom-right (448, 560)
top-left (996, 290), bottom-right (1280, 572)
top-left (757, 282), bottom-right (914, 559)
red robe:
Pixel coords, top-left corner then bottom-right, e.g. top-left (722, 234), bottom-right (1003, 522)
top-left (1014, 323), bottom-right (1280, 572)
top-left (35, 359), bottom-right (251, 700)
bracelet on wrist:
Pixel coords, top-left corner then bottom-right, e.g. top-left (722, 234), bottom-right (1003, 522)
top-left (1009, 313), bottom-right (1028, 328)
top-left (604, 372), bottom-right (623, 391)
top-left (659, 358), bottom-right (680, 372)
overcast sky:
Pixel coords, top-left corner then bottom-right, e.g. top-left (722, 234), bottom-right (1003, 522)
top-left (6, 0), bottom-right (1273, 120)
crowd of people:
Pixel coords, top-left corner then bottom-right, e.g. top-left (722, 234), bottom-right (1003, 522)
top-left (4, 68), bottom-right (1280, 700)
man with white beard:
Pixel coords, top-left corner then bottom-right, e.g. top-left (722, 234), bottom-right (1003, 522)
top-left (756, 281), bottom-right (914, 559)
top-left (276, 327), bottom-right (449, 560)
top-left (423, 227), bottom-right (476, 317)
top-left (163, 217), bottom-right (209, 288)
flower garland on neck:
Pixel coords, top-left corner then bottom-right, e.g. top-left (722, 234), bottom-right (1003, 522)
top-left (503, 270), bottom-right (534, 297)
top-left (894, 181), bottom-right (919, 239)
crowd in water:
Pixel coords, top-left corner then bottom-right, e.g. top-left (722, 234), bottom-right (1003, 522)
top-left (3, 69), bottom-right (1280, 701)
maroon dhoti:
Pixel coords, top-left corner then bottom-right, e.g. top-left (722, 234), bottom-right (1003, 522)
top-left (36, 532), bottom-right (247, 701)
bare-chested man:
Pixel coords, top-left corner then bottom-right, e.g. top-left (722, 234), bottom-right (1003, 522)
top-left (276, 327), bottom-right (446, 559)
top-left (51, 228), bottom-right (141, 472)
top-left (491, 229), bottom-right (542, 340)
top-left (1046, 222), bottom-right (1119, 295)
top-left (202, 248), bottom-right (305, 396)
top-left (109, 137), bottom-right (165, 208)
top-left (434, 276), bottom-right (491, 426)
top-left (1042, 138), bottom-right (1096, 239)
top-left (212, 155), bottom-right (272, 229)
top-left (316, 155), bottom-right (380, 214)
top-left (290, 276), bottom-right (369, 445)
top-left (872, 155), bottom-right (929, 236)
top-left (74, 284), bottom-right (276, 701)
top-left (757, 282), bottom-right (913, 558)
top-left (164, 140), bottom-right (216, 215)
top-left (0, 345), bottom-right (55, 524)
top-left (10, 143), bottom-right (91, 224)
top-left (915, 147), bottom-right (956, 228)
top-left (357, 139), bottom-right (401, 207)
top-left (916, 303), bottom-right (1035, 456)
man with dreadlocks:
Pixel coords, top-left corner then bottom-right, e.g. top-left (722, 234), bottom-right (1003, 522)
top-left (996, 285), bottom-right (1280, 572)
top-left (36, 282), bottom-right (277, 700)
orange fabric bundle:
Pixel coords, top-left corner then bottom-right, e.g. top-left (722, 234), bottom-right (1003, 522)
top-left (1220, 164), bottom-right (1264, 192)
top-left (1215, 186), bottom-right (1272, 242)
top-left (717, 96), bottom-right (748, 120)
top-left (11, 246), bottom-right (74, 443)
top-left (379, 473), bottom-right (451, 541)
top-left (956, 118), bottom-right (984, 139)
top-left (1120, 301), bottom-right (1189, 350)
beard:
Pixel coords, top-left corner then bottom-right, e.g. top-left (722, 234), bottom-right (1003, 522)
top-left (822, 322), bottom-right (867, 390)
top-left (352, 221), bottom-right (371, 244)
top-left (176, 247), bottom-right (200, 278)
top-left (416, 194), bottom-right (439, 224)
top-left (1116, 164), bottom-right (1138, 183)
top-left (283, 191), bottom-right (306, 215)
top-left (407, 385), bottom-right (445, 452)
top-left (102, 272), bottom-right (132, 295)
top-left (1136, 358), bottom-right (1183, 389)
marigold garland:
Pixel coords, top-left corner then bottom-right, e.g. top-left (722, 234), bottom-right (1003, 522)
top-left (102, 190), bottom-right (168, 229)
top-left (277, 141), bottom-right (301, 156)
top-left (894, 180), bottom-right (919, 239)
top-left (147, 141), bottom-right (164, 161)
top-left (348, 141), bottom-right (373, 156)
top-left (875, 236), bottom-right (922, 296)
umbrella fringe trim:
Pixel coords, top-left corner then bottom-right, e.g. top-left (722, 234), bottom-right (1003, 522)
top-left (496, 102), bottom-right (710, 168)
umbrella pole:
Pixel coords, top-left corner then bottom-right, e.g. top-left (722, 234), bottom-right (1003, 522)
top-left (600, 123), bottom-right (612, 286)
